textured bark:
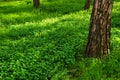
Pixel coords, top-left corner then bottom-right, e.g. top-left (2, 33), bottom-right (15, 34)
top-left (33, 0), bottom-right (40, 8)
top-left (84, 0), bottom-right (92, 10)
top-left (85, 0), bottom-right (113, 57)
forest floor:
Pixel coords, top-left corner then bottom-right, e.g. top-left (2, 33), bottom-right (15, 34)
top-left (0, 0), bottom-right (120, 80)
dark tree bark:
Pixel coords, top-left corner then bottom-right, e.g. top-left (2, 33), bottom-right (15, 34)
top-left (33, 0), bottom-right (40, 8)
top-left (84, 0), bottom-right (92, 10)
top-left (85, 0), bottom-right (113, 57)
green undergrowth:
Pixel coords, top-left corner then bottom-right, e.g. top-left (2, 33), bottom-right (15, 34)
top-left (0, 0), bottom-right (120, 80)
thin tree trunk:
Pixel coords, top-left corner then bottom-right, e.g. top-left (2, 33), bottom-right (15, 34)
top-left (85, 0), bottom-right (113, 57)
top-left (84, 0), bottom-right (92, 10)
top-left (33, 0), bottom-right (40, 8)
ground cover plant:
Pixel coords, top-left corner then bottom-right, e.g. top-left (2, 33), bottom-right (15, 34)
top-left (0, 0), bottom-right (120, 80)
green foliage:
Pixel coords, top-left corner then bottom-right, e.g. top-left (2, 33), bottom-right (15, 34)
top-left (0, 0), bottom-right (120, 80)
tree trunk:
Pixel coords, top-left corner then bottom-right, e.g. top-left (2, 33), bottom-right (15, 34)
top-left (85, 0), bottom-right (113, 57)
top-left (33, 0), bottom-right (40, 8)
top-left (84, 0), bottom-right (92, 10)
